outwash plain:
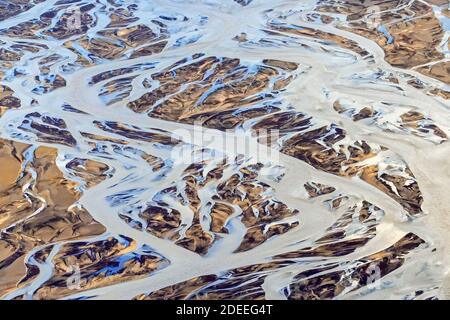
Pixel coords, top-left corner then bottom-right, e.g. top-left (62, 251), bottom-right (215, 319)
top-left (0, 0), bottom-right (449, 300)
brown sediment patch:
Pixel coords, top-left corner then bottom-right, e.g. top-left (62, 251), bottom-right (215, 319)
top-left (429, 88), bottom-right (450, 99)
top-left (136, 205), bottom-right (182, 238)
top-left (0, 0), bottom-right (46, 22)
top-left (280, 125), bottom-right (370, 175)
top-left (38, 53), bottom-right (65, 69)
top-left (83, 145), bottom-right (166, 174)
top-left (360, 164), bottom-right (423, 216)
top-left (80, 132), bottom-right (129, 145)
top-left (117, 146), bottom-right (166, 172)
top-left (333, 100), bottom-right (447, 143)
top-left (0, 85), bottom-right (21, 116)
top-left (42, 3), bottom-right (96, 40)
top-left (304, 182), bottom-right (336, 198)
top-left (278, 123), bottom-right (423, 216)
top-left (129, 40), bottom-right (167, 59)
top-left (191, 105), bottom-right (282, 131)
top-left (443, 9), bottom-right (450, 18)
top-left (263, 59), bottom-right (299, 71)
top-left (352, 106), bottom-right (376, 121)
top-left (0, 2), bottom-right (99, 40)
top-left (333, 101), bottom-right (377, 122)
top-left (0, 138), bottom-right (109, 297)
top-left (278, 238), bottom-right (371, 259)
top-left (98, 24), bottom-right (164, 48)
top-left (0, 139), bottom-right (28, 195)
top-left (65, 158), bottom-right (110, 189)
top-left (233, 32), bottom-right (248, 42)
top-left (317, 0), bottom-right (446, 82)
top-left (0, 18), bottom-right (50, 39)
top-left (415, 61), bottom-right (450, 86)
top-left (64, 37), bottom-right (122, 65)
top-left (99, 76), bottom-right (137, 105)
top-left (19, 113), bottom-right (76, 147)
top-left (234, 0), bottom-right (253, 6)
top-left (138, 273), bottom-right (268, 300)
top-left (306, 12), bottom-right (335, 24)
top-left (93, 121), bottom-right (180, 146)
top-left (89, 63), bottom-right (157, 85)
top-left (324, 194), bottom-right (349, 211)
top-left (402, 74), bottom-right (449, 100)
top-left (0, 48), bottom-right (22, 62)
top-left (128, 55), bottom-right (224, 113)
top-left (32, 236), bottom-right (169, 300)
top-left (369, 12), bottom-right (443, 68)
top-left (32, 73), bottom-right (66, 94)
top-left (252, 111), bottom-right (312, 138)
top-left (267, 23), bottom-right (370, 57)
top-left (65, 23), bottom-right (168, 63)
top-left (400, 110), bottom-right (447, 142)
